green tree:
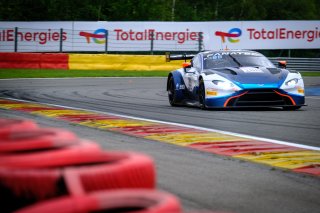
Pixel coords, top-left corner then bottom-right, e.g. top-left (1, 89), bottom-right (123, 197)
top-left (0, 0), bottom-right (319, 21)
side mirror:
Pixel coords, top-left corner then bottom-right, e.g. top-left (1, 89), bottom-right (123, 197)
top-left (182, 62), bottom-right (192, 73)
top-left (182, 62), bottom-right (191, 69)
top-left (278, 60), bottom-right (287, 69)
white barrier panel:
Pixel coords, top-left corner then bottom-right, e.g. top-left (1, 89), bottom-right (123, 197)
top-left (0, 21), bottom-right (319, 52)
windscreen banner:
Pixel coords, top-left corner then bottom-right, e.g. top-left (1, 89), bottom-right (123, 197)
top-left (0, 21), bottom-right (319, 52)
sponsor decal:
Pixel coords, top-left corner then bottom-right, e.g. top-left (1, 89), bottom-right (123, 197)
top-left (206, 89), bottom-right (218, 96)
top-left (211, 53), bottom-right (222, 60)
top-left (179, 85), bottom-right (186, 89)
top-left (0, 29), bottom-right (67, 45)
top-left (240, 67), bottom-right (263, 73)
top-left (79, 29), bottom-right (107, 44)
top-left (79, 28), bottom-right (200, 45)
top-left (114, 28), bottom-right (200, 44)
top-left (215, 28), bottom-right (242, 43)
top-left (247, 27), bottom-right (320, 42)
top-left (176, 83), bottom-right (185, 90)
top-left (298, 87), bottom-right (304, 94)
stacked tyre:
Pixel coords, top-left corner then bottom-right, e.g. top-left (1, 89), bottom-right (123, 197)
top-left (0, 118), bottom-right (224, 213)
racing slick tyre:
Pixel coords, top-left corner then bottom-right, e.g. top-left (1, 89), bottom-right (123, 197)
top-left (283, 106), bottom-right (301, 110)
top-left (0, 118), bottom-right (38, 137)
top-left (14, 190), bottom-right (181, 213)
top-left (199, 78), bottom-right (207, 110)
top-left (168, 75), bottom-right (178, 106)
top-left (0, 128), bottom-right (79, 154)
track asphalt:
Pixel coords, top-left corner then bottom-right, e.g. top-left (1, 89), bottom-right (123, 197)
top-left (0, 77), bottom-right (319, 213)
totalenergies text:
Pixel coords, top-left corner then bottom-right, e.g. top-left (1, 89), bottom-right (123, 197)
top-left (0, 29), bottom-right (67, 45)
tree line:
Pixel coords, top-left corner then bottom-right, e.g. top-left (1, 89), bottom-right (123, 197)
top-left (1, 0), bottom-right (319, 21)
top-left (1, 0), bottom-right (319, 57)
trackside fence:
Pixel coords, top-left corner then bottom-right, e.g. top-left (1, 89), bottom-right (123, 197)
top-left (0, 27), bottom-right (204, 53)
top-left (1, 27), bottom-right (319, 71)
top-left (269, 57), bottom-right (320, 72)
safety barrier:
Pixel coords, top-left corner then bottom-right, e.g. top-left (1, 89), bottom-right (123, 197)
top-left (0, 53), bottom-right (181, 71)
top-left (2, 53), bottom-right (318, 72)
top-left (269, 57), bottom-right (320, 72)
top-left (0, 53), bottom-right (68, 69)
top-left (69, 54), bottom-right (181, 71)
top-left (0, 117), bottom-right (224, 213)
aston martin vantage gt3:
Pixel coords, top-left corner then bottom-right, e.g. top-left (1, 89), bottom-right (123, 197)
top-left (166, 50), bottom-right (305, 110)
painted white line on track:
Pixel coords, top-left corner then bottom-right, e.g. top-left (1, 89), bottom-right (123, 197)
top-left (3, 97), bottom-right (320, 151)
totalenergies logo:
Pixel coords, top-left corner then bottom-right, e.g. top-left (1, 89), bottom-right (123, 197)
top-left (215, 28), bottom-right (242, 43)
top-left (79, 29), bottom-right (107, 44)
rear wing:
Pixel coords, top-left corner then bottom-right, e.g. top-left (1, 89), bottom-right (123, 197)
top-left (165, 52), bottom-right (195, 62)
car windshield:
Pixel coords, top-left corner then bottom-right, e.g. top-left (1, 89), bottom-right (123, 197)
top-left (203, 53), bottom-right (275, 69)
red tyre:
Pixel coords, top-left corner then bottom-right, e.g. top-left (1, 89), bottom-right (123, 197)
top-left (0, 118), bottom-right (38, 138)
top-left (63, 151), bottom-right (155, 195)
top-left (0, 141), bottom-right (100, 213)
top-left (0, 128), bottom-right (79, 154)
top-left (0, 140), bottom-right (101, 168)
top-left (14, 190), bottom-right (181, 213)
top-left (0, 151), bottom-right (155, 212)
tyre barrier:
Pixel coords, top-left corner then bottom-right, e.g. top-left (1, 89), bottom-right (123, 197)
top-left (0, 128), bottom-right (79, 154)
top-left (14, 190), bottom-right (181, 213)
top-left (0, 150), bottom-right (155, 212)
top-left (0, 140), bottom-right (100, 168)
top-left (0, 118), bottom-right (38, 137)
top-left (0, 150), bottom-right (155, 194)
top-left (62, 151), bottom-right (156, 195)
top-left (0, 118), bottom-right (223, 213)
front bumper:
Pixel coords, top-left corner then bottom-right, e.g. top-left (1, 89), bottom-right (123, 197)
top-left (205, 89), bottom-right (305, 108)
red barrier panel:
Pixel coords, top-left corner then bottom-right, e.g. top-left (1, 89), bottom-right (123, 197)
top-left (0, 53), bottom-right (41, 69)
top-left (0, 53), bottom-right (68, 69)
top-left (40, 53), bottom-right (68, 69)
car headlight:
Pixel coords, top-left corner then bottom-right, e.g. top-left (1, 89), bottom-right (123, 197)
top-left (285, 78), bottom-right (298, 87)
top-left (212, 80), bottom-right (235, 90)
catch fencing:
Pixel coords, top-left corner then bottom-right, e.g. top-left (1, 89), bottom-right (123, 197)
top-left (0, 27), bottom-right (203, 53)
top-left (1, 27), bottom-right (319, 71)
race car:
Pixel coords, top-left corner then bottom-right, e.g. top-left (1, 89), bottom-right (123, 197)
top-left (166, 50), bottom-right (305, 110)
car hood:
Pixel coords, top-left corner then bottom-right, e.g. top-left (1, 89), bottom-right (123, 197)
top-left (204, 67), bottom-right (288, 89)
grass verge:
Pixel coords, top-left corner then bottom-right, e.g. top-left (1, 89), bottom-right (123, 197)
top-left (300, 72), bottom-right (320, 77)
top-left (0, 69), bottom-right (319, 78)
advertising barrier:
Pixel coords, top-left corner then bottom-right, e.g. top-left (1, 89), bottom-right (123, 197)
top-left (68, 54), bottom-right (181, 70)
top-left (0, 21), bottom-right (319, 52)
top-left (0, 53), bottom-right (182, 71)
top-left (0, 53), bottom-right (68, 69)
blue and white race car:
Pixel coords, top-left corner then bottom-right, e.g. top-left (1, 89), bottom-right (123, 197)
top-left (166, 50), bottom-right (305, 110)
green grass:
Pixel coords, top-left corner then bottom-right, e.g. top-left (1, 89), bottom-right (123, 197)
top-left (0, 69), bottom-right (170, 78)
top-left (0, 69), bottom-right (319, 78)
top-left (300, 72), bottom-right (320, 77)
